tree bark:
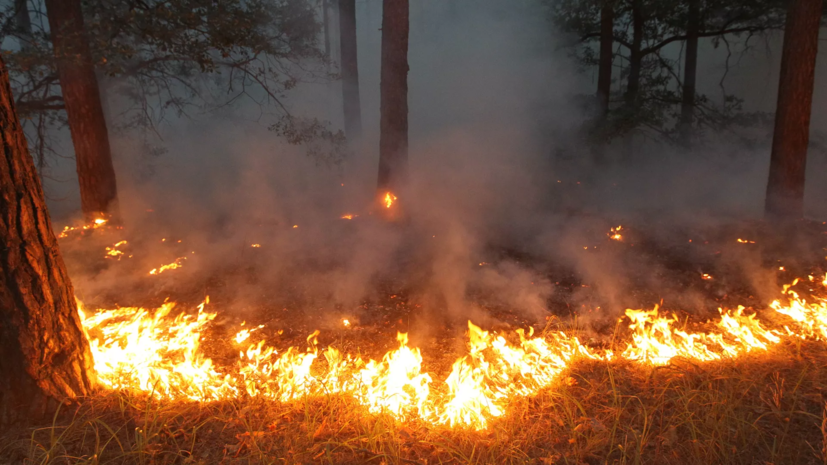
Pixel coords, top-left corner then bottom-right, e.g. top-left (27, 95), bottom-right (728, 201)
top-left (597, 0), bottom-right (614, 116)
top-left (339, 0), bottom-right (362, 142)
top-left (625, 0), bottom-right (644, 106)
top-left (764, 0), bottom-right (822, 220)
top-left (45, 0), bottom-right (119, 222)
top-left (680, 0), bottom-right (700, 146)
top-left (0, 55), bottom-right (96, 428)
top-left (377, 0), bottom-right (409, 193)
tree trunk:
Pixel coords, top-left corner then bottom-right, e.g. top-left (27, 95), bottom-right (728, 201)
top-left (14, 0), bottom-right (32, 50)
top-left (680, 0), bottom-right (700, 146)
top-left (323, 0), bottom-right (331, 61)
top-left (339, 0), bottom-right (362, 142)
top-left (597, 0), bottom-right (614, 116)
top-left (625, 0), bottom-right (643, 106)
top-left (45, 0), bottom-right (119, 222)
top-left (764, 0), bottom-right (822, 220)
top-left (0, 55), bottom-right (96, 428)
top-left (377, 0), bottom-right (409, 193)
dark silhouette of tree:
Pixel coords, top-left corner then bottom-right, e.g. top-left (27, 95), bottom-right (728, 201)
top-left (765, 0), bottom-right (823, 219)
top-left (0, 54), bottom-right (95, 428)
top-left (679, 0), bottom-right (700, 145)
top-left (377, 0), bottom-right (409, 195)
top-left (339, 0), bottom-right (362, 141)
top-left (597, 0), bottom-right (614, 116)
top-left (45, 0), bottom-right (119, 221)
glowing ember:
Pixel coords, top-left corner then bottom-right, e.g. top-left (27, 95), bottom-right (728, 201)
top-left (343, 319), bottom-right (351, 327)
top-left (251, 244), bottom-right (261, 248)
top-left (149, 257), bottom-right (186, 275)
top-left (341, 214), bottom-right (358, 220)
top-left (384, 192), bottom-right (397, 209)
top-left (736, 238), bottom-right (756, 244)
top-left (609, 225), bottom-right (623, 241)
top-left (701, 273), bottom-right (713, 280)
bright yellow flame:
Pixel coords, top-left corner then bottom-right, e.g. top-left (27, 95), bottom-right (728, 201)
top-left (343, 319), bottom-right (351, 327)
top-left (76, 275), bottom-right (827, 431)
top-left (58, 218), bottom-right (108, 239)
top-left (149, 257), bottom-right (186, 275)
top-left (701, 273), bottom-right (713, 280)
top-left (609, 225), bottom-right (623, 241)
top-left (737, 238), bottom-right (756, 244)
top-left (384, 192), bottom-right (397, 209)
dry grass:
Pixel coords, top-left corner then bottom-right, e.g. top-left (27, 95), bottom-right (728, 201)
top-left (3, 340), bottom-right (827, 465)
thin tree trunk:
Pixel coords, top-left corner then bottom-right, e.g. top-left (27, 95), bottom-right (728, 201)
top-left (323, 0), bottom-right (331, 61)
top-left (0, 55), bottom-right (96, 428)
top-left (764, 0), bottom-right (822, 220)
top-left (45, 0), bottom-right (119, 222)
top-left (597, 0), bottom-right (614, 116)
top-left (680, 0), bottom-right (700, 146)
top-left (625, 0), bottom-right (643, 106)
top-left (14, 0), bottom-right (32, 50)
top-left (339, 0), bottom-right (362, 141)
top-left (377, 0), bottom-right (409, 193)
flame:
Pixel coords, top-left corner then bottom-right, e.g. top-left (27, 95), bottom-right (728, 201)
top-left (105, 240), bottom-right (128, 259)
top-left (609, 225), bottom-right (623, 241)
top-left (384, 192), bottom-right (397, 209)
top-left (343, 319), bottom-right (351, 327)
top-left (701, 273), bottom-right (713, 280)
top-left (149, 257), bottom-right (186, 275)
top-left (76, 275), bottom-right (827, 431)
top-left (58, 218), bottom-right (108, 239)
top-left (341, 214), bottom-right (358, 220)
top-left (251, 244), bottom-right (261, 248)
top-left (737, 238), bottom-right (756, 244)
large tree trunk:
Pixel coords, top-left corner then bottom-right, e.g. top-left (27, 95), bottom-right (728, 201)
top-left (45, 0), bottom-right (119, 222)
top-left (625, 0), bottom-right (643, 106)
top-left (764, 0), bottom-right (822, 220)
top-left (680, 0), bottom-right (700, 146)
top-left (0, 55), bottom-right (96, 428)
top-left (339, 0), bottom-right (362, 141)
top-left (377, 0), bottom-right (409, 193)
top-left (597, 0), bottom-right (614, 116)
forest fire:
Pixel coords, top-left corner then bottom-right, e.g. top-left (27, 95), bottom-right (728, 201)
top-left (76, 274), bottom-right (827, 431)
top-left (384, 192), bottom-right (398, 209)
top-left (57, 218), bottom-right (108, 238)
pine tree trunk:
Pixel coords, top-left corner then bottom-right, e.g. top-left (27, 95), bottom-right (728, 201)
top-left (377, 0), bottom-right (409, 193)
top-left (339, 0), bottom-right (362, 142)
top-left (597, 0), bottom-right (614, 116)
top-left (14, 0), bottom-right (32, 50)
top-left (680, 0), bottom-right (700, 146)
top-left (0, 55), bottom-right (96, 428)
top-left (323, 0), bottom-right (331, 60)
top-left (45, 0), bottom-right (119, 222)
top-left (764, 0), bottom-right (822, 220)
top-left (625, 0), bottom-right (643, 106)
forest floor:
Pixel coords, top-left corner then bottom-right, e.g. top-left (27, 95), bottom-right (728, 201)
top-left (2, 214), bottom-right (827, 464)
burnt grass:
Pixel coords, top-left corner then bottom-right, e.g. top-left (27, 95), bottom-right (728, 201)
top-left (2, 218), bottom-right (827, 464)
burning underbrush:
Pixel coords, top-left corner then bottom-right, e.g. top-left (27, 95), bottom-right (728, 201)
top-left (5, 217), bottom-right (827, 463)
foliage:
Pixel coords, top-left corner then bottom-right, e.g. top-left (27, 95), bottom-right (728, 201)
top-left (0, 0), bottom-right (344, 171)
top-left (548, 0), bottom-right (789, 146)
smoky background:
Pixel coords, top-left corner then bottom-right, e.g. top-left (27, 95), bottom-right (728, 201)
top-left (37, 0), bottom-right (827, 333)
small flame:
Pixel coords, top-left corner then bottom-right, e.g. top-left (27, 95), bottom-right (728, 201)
top-left (701, 273), bottom-right (713, 281)
top-left (58, 218), bottom-right (108, 239)
top-left (609, 225), bottom-right (623, 241)
top-left (736, 238), bottom-right (756, 244)
top-left (341, 214), bottom-right (358, 220)
top-left (343, 319), bottom-right (351, 327)
top-left (105, 240), bottom-right (128, 259)
top-left (384, 192), bottom-right (397, 209)
top-left (149, 257), bottom-right (186, 275)
top-left (251, 244), bottom-right (261, 248)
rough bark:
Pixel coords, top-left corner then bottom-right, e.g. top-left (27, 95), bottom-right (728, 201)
top-left (764, 0), bottom-right (822, 220)
top-left (625, 0), bottom-right (644, 106)
top-left (680, 0), bottom-right (700, 145)
top-left (377, 0), bottom-right (409, 193)
top-left (339, 0), bottom-right (362, 142)
top-left (45, 0), bottom-right (119, 221)
top-left (0, 55), bottom-right (96, 428)
top-left (597, 0), bottom-right (614, 116)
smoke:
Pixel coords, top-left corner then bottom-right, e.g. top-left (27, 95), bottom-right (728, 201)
top-left (43, 0), bottom-right (827, 336)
